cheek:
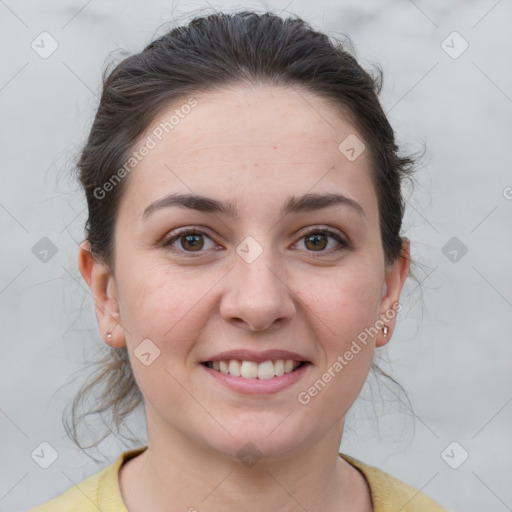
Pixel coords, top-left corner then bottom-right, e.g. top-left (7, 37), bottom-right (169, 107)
top-left (116, 260), bottom-right (217, 350)
top-left (292, 271), bottom-right (381, 420)
top-left (299, 263), bottom-right (383, 344)
top-left (114, 264), bottom-right (210, 412)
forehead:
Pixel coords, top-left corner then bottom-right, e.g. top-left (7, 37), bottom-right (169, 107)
top-left (121, 84), bottom-right (377, 220)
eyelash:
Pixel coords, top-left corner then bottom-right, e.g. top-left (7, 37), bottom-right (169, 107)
top-left (161, 227), bottom-right (350, 257)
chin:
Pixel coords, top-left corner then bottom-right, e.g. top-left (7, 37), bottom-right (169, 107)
top-left (200, 416), bottom-right (314, 463)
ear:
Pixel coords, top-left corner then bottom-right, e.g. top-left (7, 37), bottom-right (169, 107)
top-left (376, 238), bottom-right (410, 348)
top-left (78, 240), bottom-right (126, 348)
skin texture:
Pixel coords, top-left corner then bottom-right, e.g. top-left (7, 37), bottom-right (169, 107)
top-left (79, 84), bottom-right (409, 511)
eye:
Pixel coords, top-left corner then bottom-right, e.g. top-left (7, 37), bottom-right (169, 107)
top-left (163, 229), bottom-right (218, 253)
top-left (295, 229), bottom-right (349, 254)
top-left (162, 227), bottom-right (349, 256)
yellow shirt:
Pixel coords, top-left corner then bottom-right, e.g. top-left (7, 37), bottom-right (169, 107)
top-left (27, 446), bottom-right (448, 511)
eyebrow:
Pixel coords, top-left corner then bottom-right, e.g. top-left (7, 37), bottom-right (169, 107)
top-left (142, 192), bottom-right (365, 220)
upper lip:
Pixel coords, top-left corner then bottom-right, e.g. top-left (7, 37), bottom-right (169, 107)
top-left (202, 349), bottom-right (310, 364)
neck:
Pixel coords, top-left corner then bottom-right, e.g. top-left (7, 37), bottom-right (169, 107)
top-left (119, 413), bottom-right (370, 512)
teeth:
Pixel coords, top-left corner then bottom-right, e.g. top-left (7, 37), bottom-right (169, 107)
top-left (257, 361), bottom-right (275, 380)
top-left (274, 359), bottom-right (285, 377)
top-left (240, 361), bottom-right (258, 378)
top-left (207, 359), bottom-right (303, 378)
top-left (229, 359), bottom-right (241, 377)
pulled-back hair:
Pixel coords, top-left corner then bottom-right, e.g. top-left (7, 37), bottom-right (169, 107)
top-left (64, 10), bottom-right (416, 454)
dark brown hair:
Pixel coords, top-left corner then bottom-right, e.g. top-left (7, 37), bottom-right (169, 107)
top-left (64, 10), bottom-right (416, 454)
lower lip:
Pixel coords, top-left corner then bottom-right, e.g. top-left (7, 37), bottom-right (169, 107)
top-left (201, 363), bottom-right (311, 395)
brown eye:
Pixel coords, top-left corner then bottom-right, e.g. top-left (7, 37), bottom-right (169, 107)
top-left (295, 229), bottom-right (349, 254)
top-left (163, 230), bottom-right (217, 253)
top-left (180, 234), bottom-right (204, 251)
top-left (304, 233), bottom-right (328, 251)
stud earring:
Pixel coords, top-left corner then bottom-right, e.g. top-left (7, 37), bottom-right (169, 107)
top-left (106, 331), bottom-right (112, 339)
top-left (383, 326), bottom-right (389, 337)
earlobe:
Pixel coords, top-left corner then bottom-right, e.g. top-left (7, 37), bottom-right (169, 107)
top-left (78, 241), bottom-right (126, 348)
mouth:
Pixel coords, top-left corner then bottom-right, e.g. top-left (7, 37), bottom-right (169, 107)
top-left (201, 359), bottom-right (309, 379)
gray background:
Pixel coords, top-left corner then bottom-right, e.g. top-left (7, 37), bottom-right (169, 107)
top-left (1, 1), bottom-right (511, 511)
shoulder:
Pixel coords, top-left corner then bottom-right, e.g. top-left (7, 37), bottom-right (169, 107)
top-left (339, 452), bottom-right (450, 512)
top-left (26, 447), bottom-right (147, 512)
top-left (26, 465), bottom-right (109, 512)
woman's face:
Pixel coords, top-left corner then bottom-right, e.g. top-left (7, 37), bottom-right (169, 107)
top-left (82, 85), bottom-right (408, 460)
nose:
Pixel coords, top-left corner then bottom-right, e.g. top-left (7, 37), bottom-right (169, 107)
top-left (219, 249), bottom-right (296, 332)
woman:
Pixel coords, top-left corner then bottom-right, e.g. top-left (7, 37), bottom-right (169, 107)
top-left (29, 10), bottom-right (448, 511)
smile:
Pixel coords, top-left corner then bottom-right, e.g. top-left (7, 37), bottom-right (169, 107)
top-left (202, 359), bottom-right (306, 379)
